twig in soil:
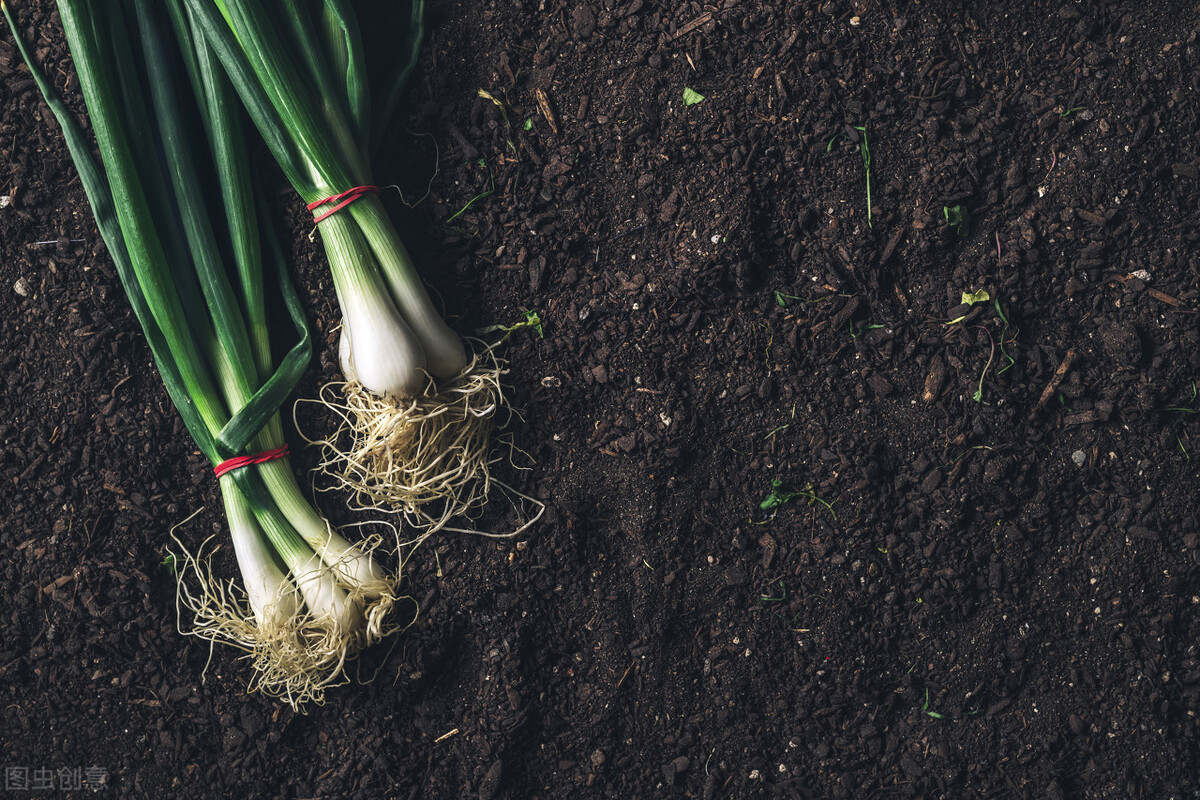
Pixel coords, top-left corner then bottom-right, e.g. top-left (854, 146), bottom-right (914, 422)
top-left (1032, 348), bottom-right (1076, 415)
top-left (612, 224), bottom-right (646, 240)
top-left (30, 238), bottom-right (86, 247)
top-left (476, 88), bottom-right (516, 152)
top-left (616, 660), bottom-right (635, 691)
top-left (879, 227), bottom-right (904, 267)
top-left (673, 12), bottom-right (713, 39)
top-left (1042, 149), bottom-right (1058, 183)
top-left (534, 88), bottom-right (558, 134)
top-left (1147, 287), bottom-right (1190, 309)
top-left (944, 444), bottom-right (1000, 471)
top-left (972, 325), bottom-right (996, 403)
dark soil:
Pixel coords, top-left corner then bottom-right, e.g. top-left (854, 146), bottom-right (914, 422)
top-left (4, 0), bottom-right (1200, 797)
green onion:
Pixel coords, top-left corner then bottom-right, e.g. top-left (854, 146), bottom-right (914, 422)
top-left (184, 0), bottom-right (466, 392)
top-left (4, 0), bottom-right (402, 706)
top-left (183, 0), bottom-right (510, 531)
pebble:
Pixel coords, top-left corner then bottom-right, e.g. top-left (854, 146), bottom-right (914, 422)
top-left (221, 727), bottom-right (246, 752)
top-left (478, 761), bottom-right (504, 800)
top-left (571, 5), bottom-right (596, 38)
top-left (663, 756), bottom-right (690, 782)
top-left (1172, 163), bottom-right (1198, 179)
top-left (1071, 450), bottom-right (1087, 467)
top-left (13, 277), bottom-right (30, 297)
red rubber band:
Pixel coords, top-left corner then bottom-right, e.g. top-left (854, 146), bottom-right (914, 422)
top-left (213, 445), bottom-right (290, 478)
top-left (307, 185), bottom-right (379, 223)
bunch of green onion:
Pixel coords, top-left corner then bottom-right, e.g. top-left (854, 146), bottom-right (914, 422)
top-left (3, 0), bottom-right (401, 706)
top-left (183, 0), bottom-right (505, 532)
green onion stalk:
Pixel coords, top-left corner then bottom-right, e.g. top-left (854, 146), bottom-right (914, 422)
top-left (183, 0), bottom-right (506, 535)
top-left (4, 0), bottom-right (404, 706)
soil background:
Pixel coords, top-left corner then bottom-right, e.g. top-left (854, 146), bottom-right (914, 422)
top-left (3, 0), bottom-right (1200, 797)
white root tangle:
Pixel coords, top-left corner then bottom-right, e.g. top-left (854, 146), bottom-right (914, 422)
top-left (167, 533), bottom-right (413, 710)
top-left (301, 345), bottom-right (511, 539)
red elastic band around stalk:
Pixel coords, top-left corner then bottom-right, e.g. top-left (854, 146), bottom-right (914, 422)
top-left (307, 185), bottom-right (380, 223)
top-left (213, 445), bottom-right (290, 478)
